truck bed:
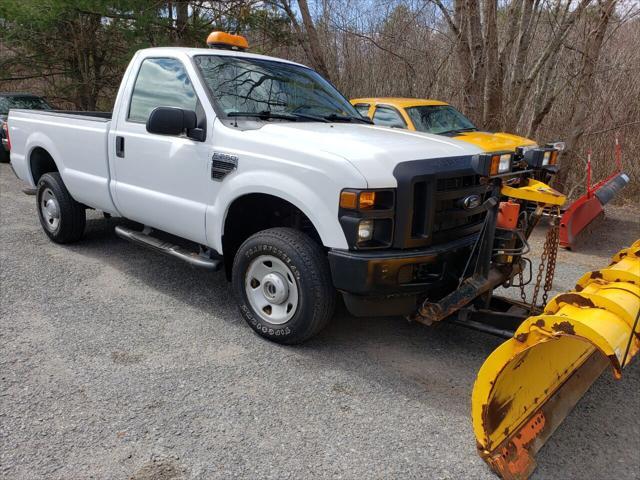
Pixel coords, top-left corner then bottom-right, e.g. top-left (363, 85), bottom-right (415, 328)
top-left (8, 109), bottom-right (117, 214)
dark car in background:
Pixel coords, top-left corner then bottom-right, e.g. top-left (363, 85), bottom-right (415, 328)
top-left (0, 93), bottom-right (52, 162)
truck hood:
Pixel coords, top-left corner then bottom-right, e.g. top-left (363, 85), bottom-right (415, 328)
top-left (246, 122), bottom-right (483, 187)
top-left (452, 131), bottom-right (536, 152)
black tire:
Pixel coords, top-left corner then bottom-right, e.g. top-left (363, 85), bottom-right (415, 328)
top-left (232, 227), bottom-right (336, 344)
top-left (0, 148), bottom-right (9, 163)
top-left (36, 172), bottom-right (86, 243)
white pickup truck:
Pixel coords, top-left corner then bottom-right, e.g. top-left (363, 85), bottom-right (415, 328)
top-left (7, 40), bottom-right (546, 344)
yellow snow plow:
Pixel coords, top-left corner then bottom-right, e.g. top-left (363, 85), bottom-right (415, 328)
top-left (471, 239), bottom-right (640, 479)
top-left (401, 154), bottom-right (637, 478)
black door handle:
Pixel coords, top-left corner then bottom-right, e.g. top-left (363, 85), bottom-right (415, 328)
top-left (116, 136), bottom-right (125, 158)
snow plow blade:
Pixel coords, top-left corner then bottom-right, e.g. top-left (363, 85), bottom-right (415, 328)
top-left (472, 239), bottom-right (640, 479)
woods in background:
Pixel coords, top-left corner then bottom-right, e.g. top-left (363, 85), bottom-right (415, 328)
top-left (1, 0), bottom-right (638, 199)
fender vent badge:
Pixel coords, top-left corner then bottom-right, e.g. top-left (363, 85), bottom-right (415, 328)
top-left (211, 152), bottom-right (238, 181)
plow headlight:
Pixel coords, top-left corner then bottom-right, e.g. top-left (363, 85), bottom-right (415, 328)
top-left (523, 147), bottom-right (559, 169)
top-left (498, 154), bottom-right (512, 173)
top-left (473, 152), bottom-right (513, 177)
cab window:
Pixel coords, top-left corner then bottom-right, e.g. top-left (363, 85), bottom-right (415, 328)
top-left (128, 58), bottom-right (198, 123)
top-left (353, 103), bottom-right (371, 118)
top-left (372, 106), bottom-right (406, 128)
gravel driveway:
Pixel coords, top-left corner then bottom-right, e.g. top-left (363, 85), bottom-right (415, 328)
top-left (1, 163), bottom-right (638, 479)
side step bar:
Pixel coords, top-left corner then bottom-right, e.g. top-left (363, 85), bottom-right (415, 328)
top-left (115, 225), bottom-right (222, 270)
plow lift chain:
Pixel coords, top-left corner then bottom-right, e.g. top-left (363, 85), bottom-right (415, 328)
top-left (519, 206), bottom-right (561, 312)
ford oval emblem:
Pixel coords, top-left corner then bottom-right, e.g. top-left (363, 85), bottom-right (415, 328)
top-left (462, 194), bottom-right (482, 210)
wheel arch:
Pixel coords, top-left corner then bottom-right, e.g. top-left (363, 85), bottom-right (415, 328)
top-left (208, 171), bottom-right (350, 272)
top-left (220, 192), bottom-right (328, 279)
top-left (24, 131), bottom-right (65, 186)
top-left (29, 146), bottom-right (60, 185)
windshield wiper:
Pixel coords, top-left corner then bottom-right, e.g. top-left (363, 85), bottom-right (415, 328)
top-left (227, 110), bottom-right (299, 121)
top-left (323, 113), bottom-right (373, 124)
top-left (289, 112), bottom-right (330, 123)
top-left (226, 110), bottom-right (373, 124)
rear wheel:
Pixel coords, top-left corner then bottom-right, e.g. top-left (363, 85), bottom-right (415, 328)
top-left (232, 227), bottom-right (336, 344)
top-left (36, 172), bottom-right (86, 243)
top-left (0, 148), bottom-right (9, 163)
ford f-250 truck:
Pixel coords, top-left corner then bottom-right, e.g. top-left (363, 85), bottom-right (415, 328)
top-left (7, 35), bottom-right (561, 346)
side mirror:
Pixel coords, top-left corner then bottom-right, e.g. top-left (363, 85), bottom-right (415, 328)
top-left (146, 107), bottom-right (204, 140)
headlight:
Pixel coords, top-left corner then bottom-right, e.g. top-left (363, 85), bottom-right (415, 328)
top-left (542, 151), bottom-right (551, 166)
top-left (339, 189), bottom-right (395, 249)
top-left (357, 219), bottom-right (374, 242)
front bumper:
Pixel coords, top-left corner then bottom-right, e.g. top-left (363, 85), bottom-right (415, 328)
top-left (328, 234), bottom-right (478, 316)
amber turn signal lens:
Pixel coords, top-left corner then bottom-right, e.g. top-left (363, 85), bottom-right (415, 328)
top-left (340, 191), bottom-right (358, 209)
top-left (489, 155), bottom-right (501, 176)
top-left (359, 191), bottom-right (376, 209)
top-left (550, 150), bottom-right (559, 165)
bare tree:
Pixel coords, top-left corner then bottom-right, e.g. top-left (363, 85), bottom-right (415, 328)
top-left (276, 0), bottom-right (332, 81)
top-left (557, 0), bottom-right (619, 188)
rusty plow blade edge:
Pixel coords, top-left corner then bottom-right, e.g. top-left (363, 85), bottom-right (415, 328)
top-left (471, 239), bottom-right (640, 480)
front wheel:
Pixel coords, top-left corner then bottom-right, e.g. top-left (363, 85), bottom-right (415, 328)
top-left (36, 172), bottom-right (86, 243)
top-left (232, 227), bottom-right (336, 344)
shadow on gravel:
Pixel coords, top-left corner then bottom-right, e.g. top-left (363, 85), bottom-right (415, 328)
top-left (567, 217), bottom-right (639, 255)
top-left (65, 215), bottom-right (234, 316)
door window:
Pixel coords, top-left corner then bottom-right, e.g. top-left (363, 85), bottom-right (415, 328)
top-left (372, 106), bottom-right (406, 128)
top-left (128, 58), bottom-right (198, 123)
top-left (353, 103), bottom-right (371, 118)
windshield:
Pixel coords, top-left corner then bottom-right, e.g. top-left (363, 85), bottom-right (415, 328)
top-left (194, 55), bottom-right (360, 119)
top-left (406, 105), bottom-right (476, 135)
top-left (0, 96), bottom-right (51, 115)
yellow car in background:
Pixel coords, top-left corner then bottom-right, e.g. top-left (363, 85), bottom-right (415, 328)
top-left (350, 97), bottom-right (537, 153)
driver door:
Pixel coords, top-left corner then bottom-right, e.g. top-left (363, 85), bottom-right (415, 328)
top-left (110, 56), bottom-right (213, 245)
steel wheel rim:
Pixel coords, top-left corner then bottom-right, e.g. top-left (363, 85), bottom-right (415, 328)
top-left (40, 188), bottom-right (60, 232)
top-left (245, 255), bottom-right (299, 325)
